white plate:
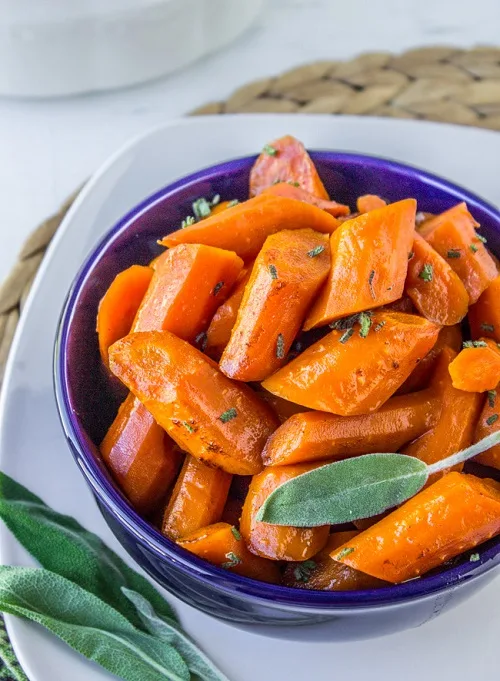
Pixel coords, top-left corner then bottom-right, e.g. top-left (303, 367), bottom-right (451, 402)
top-left (1, 114), bottom-right (500, 681)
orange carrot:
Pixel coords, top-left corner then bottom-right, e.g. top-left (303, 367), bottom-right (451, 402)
top-left (420, 202), bottom-right (497, 303)
top-left (255, 389), bottom-right (310, 424)
top-left (240, 463), bottom-right (330, 561)
top-left (332, 472), bottom-right (500, 583)
top-left (109, 330), bottom-right (279, 474)
top-left (220, 229), bottom-right (331, 381)
top-left (97, 265), bottom-right (153, 366)
top-left (159, 194), bottom-right (339, 261)
top-left (262, 182), bottom-right (349, 217)
top-left (304, 199), bottom-right (416, 329)
top-left (383, 295), bottom-right (415, 314)
top-left (132, 244), bottom-right (243, 340)
top-left (100, 394), bottom-right (183, 513)
top-left (249, 135), bottom-right (329, 199)
top-left (178, 522), bottom-right (281, 583)
top-left (468, 275), bottom-right (500, 343)
top-left (448, 338), bottom-right (500, 392)
top-left (262, 312), bottom-right (440, 416)
top-left (473, 383), bottom-right (500, 469)
top-left (149, 254), bottom-right (164, 270)
top-left (262, 388), bottom-right (440, 466)
top-left (405, 234), bottom-right (469, 325)
top-left (356, 194), bottom-right (387, 213)
top-left (162, 456), bottom-right (231, 540)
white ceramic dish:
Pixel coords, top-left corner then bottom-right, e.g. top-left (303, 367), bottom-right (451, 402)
top-left (1, 114), bottom-right (500, 681)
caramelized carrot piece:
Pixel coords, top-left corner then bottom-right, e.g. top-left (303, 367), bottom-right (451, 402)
top-left (249, 135), bottom-right (329, 199)
top-left (356, 195), bottom-right (387, 213)
top-left (100, 394), bottom-right (183, 513)
top-left (420, 202), bottom-right (496, 303)
top-left (178, 522), bottom-right (281, 583)
top-left (401, 347), bottom-right (483, 482)
top-left (97, 265), bottom-right (153, 366)
top-left (263, 389), bottom-right (440, 466)
top-left (240, 464), bottom-right (330, 561)
top-left (262, 312), bottom-right (440, 416)
top-left (405, 234), bottom-right (469, 325)
top-left (255, 389), bottom-right (310, 424)
top-left (283, 531), bottom-right (389, 590)
top-left (474, 383), bottom-right (500, 469)
top-left (397, 324), bottom-right (462, 394)
top-left (448, 338), bottom-right (500, 392)
top-left (262, 182), bottom-right (349, 217)
top-left (304, 199), bottom-right (416, 329)
top-left (220, 229), bottom-right (331, 381)
top-left (132, 244), bottom-right (243, 340)
top-left (468, 275), bottom-right (500, 342)
top-left (162, 456), bottom-right (231, 539)
top-left (159, 194), bottom-right (339, 261)
top-left (333, 472), bottom-right (500, 583)
top-left (109, 330), bottom-right (279, 474)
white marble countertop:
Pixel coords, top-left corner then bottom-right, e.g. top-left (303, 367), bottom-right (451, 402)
top-left (1, 0), bottom-right (499, 281)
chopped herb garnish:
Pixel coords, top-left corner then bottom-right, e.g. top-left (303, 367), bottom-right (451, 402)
top-left (276, 333), bottom-right (286, 359)
top-left (470, 553), bottom-right (481, 562)
top-left (181, 215), bottom-right (195, 228)
top-left (219, 408), bottom-right (238, 424)
top-left (307, 245), bottom-right (326, 258)
top-left (476, 234), bottom-right (487, 244)
top-left (293, 560), bottom-right (317, 583)
top-left (227, 199), bottom-right (239, 208)
top-left (288, 181), bottom-right (300, 187)
top-left (447, 249), bottom-right (461, 259)
top-left (183, 421), bottom-right (195, 433)
top-left (222, 552), bottom-right (241, 569)
top-left (419, 263), bottom-right (433, 282)
top-left (374, 321), bottom-right (386, 332)
top-left (269, 264), bottom-right (278, 279)
top-left (463, 340), bottom-right (488, 348)
top-left (330, 314), bottom-right (360, 330)
top-left (211, 194), bottom-right (220, 206)
top-left (470, 244), bottom-right (479, 253)
top-left (488, 390), bottom-right (497, 408)
top-left (408, 251), bottom-right (415, 260)
top-left (368, 270), bottom-right (376, 298)
top-left (231, 527), bottom-right (241, 541)
top-left (212, 281), bottom-right (224, 296)
top-left (339, 328), bottom-right (354, 344)
top-left (336, 547), bottom-right (355, 561)
top-left (486, 414), bottom-right (499, 427)
top-left (192, 197), bottom-right (212, 220)
top-left (263, 144), bottom-right (278, 156)
top-left (195, 331), bottom-right (208, 352)
top-left (481, 323), bottom-right (495, 332)
top-left (359, 312), bottom-right (372, 338)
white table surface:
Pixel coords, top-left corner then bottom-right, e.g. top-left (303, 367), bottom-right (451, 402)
top-left (1, 0), bottom-right (499, 283)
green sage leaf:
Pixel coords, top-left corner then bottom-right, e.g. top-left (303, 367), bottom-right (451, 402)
top-left (123, 589), bottom-right (230, 681)
top-left (0, 472), bottom-right (178, 629)
top-left (0, 567), bottom-right (189, 681)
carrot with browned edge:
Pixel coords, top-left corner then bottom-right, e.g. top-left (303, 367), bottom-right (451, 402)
top-left (109, 330), bottom-right (279, 475)
top-left (448, 338), bottom-right (500, 392)
top-left (332, 472), bottom-right (500, 583)
top-left (468, 275), bottom-right (500, 342)
top-left (220, 229), bottom-right (331, 381)
top-left (262, 182), bottom-right (349, 217)
top-left (304, 199), bottom-right (416, 329)
top-left (473, 383), bottom-right (500, 469)
top-left (178, 522), bottom-right (281, 583)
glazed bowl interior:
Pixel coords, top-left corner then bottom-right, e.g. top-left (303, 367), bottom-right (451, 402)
top-left (55, 151), bottom-right (500, 610)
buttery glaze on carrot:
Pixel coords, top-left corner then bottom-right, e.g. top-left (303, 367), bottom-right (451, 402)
top-left (159, 194), bottom-right (339, 261)
top-left (304, 199), bottom-right (416, 329)
top-left (109, 330), bottom-right (279, 475)
top-left (240, 464), bottom-right (330, 561)
top-left (333, 473), bottom-right (500, 583)
top-left (178, 522), bottom-right (281, 583)
top-left (262, 312), bottom-right (440, 416)
top-left (448, 338), bottom-right (500, 392)
top-left (262, 182), bottom-right (350, 217)
top-left (220, 229), bottom-right (331, 381)
top-left (474, 383), bottom-right (500, 469)
top-left (468, 275), bottom-right (500, 342)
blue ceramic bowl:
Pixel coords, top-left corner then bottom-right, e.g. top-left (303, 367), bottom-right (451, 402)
top-left (54, 152), bottom-right (500, 641)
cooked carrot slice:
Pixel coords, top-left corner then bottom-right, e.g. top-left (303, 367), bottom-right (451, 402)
top-left (383, 295), bottom-right (415, 314)
top-left (468, 275), bottom-right (500, 343)
top-left (263, 388), bottom-right (440, 467)
top-left (109, 330), bottom-right (278, 474)
top-left (255, 389), bottom-right (310, 424)
top-left (405, 234), bottom-right (469, 325)
top-left (97, 265), bottom-right (153, 366)
top-left (178, 522), bottom-right (281, 583)
top-left (240, 463), bottom-right (330, 561)
top-left (420, 202), bottom-right (496, 304)
top-left (249, 135), bottom-right (329, 199)
top-left (162, 456), bottom-right (231, 540)
top-left (332, 472), bottom-right (500, 583)
top-left (262, 182), bottom-right (349, 217)
top-left (356, 195), bottom-right (387, 213)
top-left (474, 383), bottom-right (500, 469)
top-left (448, 338), bottom-right (500, 392)
top-left (220, 229), bottom-right (331, 381)
top-left (262, 312), bottom-right (440, 416)
top-left (100, 394), bottom-right (183, 513)
top-left (159, 194), bottom-right (339, 261)
top-left (304, 199), bottom-right (416, 329)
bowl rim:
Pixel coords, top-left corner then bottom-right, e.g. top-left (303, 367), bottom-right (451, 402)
top-left (54, 149), bottom-right (500, 610)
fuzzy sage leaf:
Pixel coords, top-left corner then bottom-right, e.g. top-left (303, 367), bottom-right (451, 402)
top-left (258, 431), bottom-right (500, 526)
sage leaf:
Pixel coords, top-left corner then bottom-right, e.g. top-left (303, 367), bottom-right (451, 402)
top-left (123, 589), bottom-right (230, 681)
top-left (0, 566), bottom-right (189, 681)
top-left (0, 472), bottom-right (178, 629)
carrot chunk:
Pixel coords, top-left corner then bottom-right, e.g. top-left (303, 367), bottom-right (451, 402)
top-left (448, 338), bottom-right (500, 392)
top-left (468, 275), bottom-right (500, 343)
top-left (356, 194), bottom-right (387, 213)
top-left (474, 383), bottom-right (500, 469)
top-left (262, 182), bottom-right (349, 217)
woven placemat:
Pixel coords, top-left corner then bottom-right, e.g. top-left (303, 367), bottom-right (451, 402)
top-left (1, 44), bottom-right (500, 678)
